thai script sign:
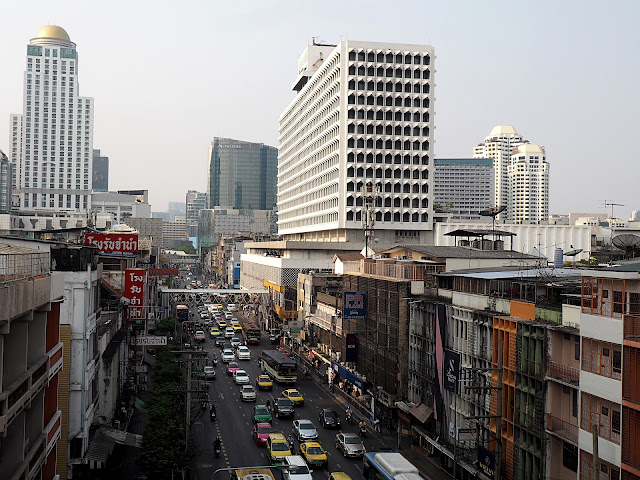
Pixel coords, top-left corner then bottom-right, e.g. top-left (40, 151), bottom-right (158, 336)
top-left (343, 292), bottom-right (366, 319)
top-left (132, 336), bottom-right (167, 346)
top-left (125, 269), bottom-right (146, 321)
top-left (85, 234), bottom-right (138, 253)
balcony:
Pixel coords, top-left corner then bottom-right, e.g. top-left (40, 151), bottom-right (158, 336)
top-left (545, 414), bottom-right (578, 445)
top-left (547, 361), bottom-right (579, 385)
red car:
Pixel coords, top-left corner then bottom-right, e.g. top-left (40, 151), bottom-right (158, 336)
top-left (226, 362), bottom-right (241, 375)
top-left (276, 347), bottom-right (290, 357)
top-left (252, 422), bottom-right (274, 446)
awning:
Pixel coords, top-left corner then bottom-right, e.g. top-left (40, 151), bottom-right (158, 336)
top-left (85, 429), bottom-right (116, 464)
top-left (331, 362), bottom-right (368, 390)
top-left (409, 403), bottom-right (434, 424)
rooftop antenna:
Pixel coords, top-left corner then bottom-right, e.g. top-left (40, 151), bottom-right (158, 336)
top-left (479, 205), bottom-right (507, 244)
top-left (605, 200), bottom-right (624, 219)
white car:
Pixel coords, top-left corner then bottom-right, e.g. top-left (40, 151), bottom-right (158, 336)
top-left (224, 327), bottom-right (235, 338)
top-left (282, 456), bottom-right (312, 480)
top-left (233, 369), bottom-right (250, 385)
top-left (221, 350), bottom-right (235, 363)
top-left (228, 303), bottom-right (238, 312)
top-left (230, 337), bottom-right (241, 348)
top-left (293, 419), bottom-right (319, 441)
top-left (240, 385), bottom-right (257, 401)
top-left (237, 345), bottom-right (251, 360)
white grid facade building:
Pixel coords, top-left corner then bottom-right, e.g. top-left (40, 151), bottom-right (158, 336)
top-left (278, 40), bottom-right (435, 244)
top-left (507, 144), bottom-right (549, 224)
top-left (12, 25), bottom-right (94, 213)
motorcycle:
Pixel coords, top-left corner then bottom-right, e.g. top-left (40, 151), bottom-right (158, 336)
top-left (214, 438), bottom-right (222, 457)
top-left (346, 411), bottom-right (353, 425)
top-left (359, 424), bottom-right (367, 438)
top-left (209, 404), bottom-right (216, 421)
top-left (211, 354), bottom-right (218, 366)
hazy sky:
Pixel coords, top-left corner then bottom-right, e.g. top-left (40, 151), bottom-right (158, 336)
top-left (1, 0), bottom-right (638, 218)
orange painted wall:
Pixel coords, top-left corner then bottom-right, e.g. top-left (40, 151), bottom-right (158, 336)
top-left (510, 300), bottom-right (535, 321)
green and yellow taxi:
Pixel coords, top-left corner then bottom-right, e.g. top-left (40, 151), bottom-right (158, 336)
top-left (256, 375), bottom-right (273, 391)
top-left (300, 441), bottom-right (328, 468)
top-left (282, 389), bottom-right (304, 406)
top-left (266, 433), bottom-right (292, 465)
top-left (251, 404), bottom-right (272, 424)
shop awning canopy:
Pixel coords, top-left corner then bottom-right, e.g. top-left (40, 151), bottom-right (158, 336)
top-left (409, 403), bottom-right (434, 424)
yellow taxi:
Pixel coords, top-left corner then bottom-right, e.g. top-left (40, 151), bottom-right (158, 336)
top-left (232, 324), bottom-right (243, 333)
top-left (210, 327), bottom-right (221, 338)
top-left (329, 474), bottom-right (352, 480)
top-left (266, 433), bottom-right (292, 465)
top-left (217, 320), bottom-right (227, 329)
top-left (299, 441), bottom-right (328, 468)
top-left (282, 389), bottom-right (304, 406)
top-left (256, 375), bottom-right (273, 391)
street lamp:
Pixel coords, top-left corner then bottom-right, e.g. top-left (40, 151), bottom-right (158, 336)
top-left (212, 465), bottom-right (298, 480)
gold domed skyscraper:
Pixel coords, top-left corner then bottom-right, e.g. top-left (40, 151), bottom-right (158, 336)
top-left (10, 25), bottom-right (94, 215)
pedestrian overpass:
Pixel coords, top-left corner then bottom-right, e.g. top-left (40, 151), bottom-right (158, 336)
top-left (161, 288), bottom-right (269, 306)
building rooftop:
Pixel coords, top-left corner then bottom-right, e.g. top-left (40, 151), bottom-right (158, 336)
top-left (488, 125), bottom-right (518, 137)
top-left (35, 25), bottom-right (70, 42)
top-left (444, 228), bottom-right (516, 238)
top-left (390, 245), bottom-right (539, 260)
top-left (244, 240), bottom-right (362, 252)
top-left (333, 253), bottom-right (364, 262)
top-left (436, 266), bottom-right (583, 280)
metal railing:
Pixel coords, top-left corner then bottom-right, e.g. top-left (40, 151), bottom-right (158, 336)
top-left (545, 414), bottom-right (578, 444)
top-left (0, 247), bottom-right (49, 282)
top-left (547, 361), bottom-right (579, 385)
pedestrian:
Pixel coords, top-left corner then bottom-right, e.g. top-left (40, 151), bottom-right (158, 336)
top-left (386, 416), bottom-right (392, 433)
top-left (373, 418), bottom-right (381, 432)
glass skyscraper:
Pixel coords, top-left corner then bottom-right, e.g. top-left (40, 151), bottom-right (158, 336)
top-left (207, 137), bottom-right (277, 210)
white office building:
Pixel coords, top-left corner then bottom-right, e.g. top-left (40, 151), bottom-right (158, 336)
top-left (507, 143), bottom-right (549, 224)
top-left (433, 158), bottom-right (494, 220)
top-left (278, 40), bottom-right (435, 245)
top-left (473, 125), bottom-right (527, 220)
top-left (11, 25), bottom-right (94, 213)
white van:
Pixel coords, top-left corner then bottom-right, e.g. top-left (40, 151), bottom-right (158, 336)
top-left (283, 456), bottom-right (312, 480)
top-left (228, 304), bottom-right (238, 312)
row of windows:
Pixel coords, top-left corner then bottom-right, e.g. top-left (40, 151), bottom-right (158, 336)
top-left (348, 109), bottom-right (430, 122)
top-left (348, 65), bottom-right (430, 79)
top-left (347, 167), bottom-right (429, 180)
top-left (23, 193), bottom-right (87, 209)
top-left (348, 137), bottom-right (429, 151)
top-left (346, 211), bottom-right (430, 223)
top-left (347, 197), bottom-right (429, 208)
top-left (348, 152), bottom-right (429, 165)
top-left (348, 50), bottom-right (431, 66)
top-left (347, 181), bottom-right (429, 194)
top-left (348, 81), bottom-right (429, 96)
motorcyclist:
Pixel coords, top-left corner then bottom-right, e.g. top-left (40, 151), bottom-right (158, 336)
top-left (346, 407), bottom-right (353, 424)
top-left (266, 399), bottom-right (271, 411)
top-left (213, 436), bottom-right (221, 451)
top-left (287, 434), bottom-right (295, 453)
top-left (359, 420), bottom-right (367, 435)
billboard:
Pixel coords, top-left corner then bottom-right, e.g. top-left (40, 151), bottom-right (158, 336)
top-left (85, 233), bottom-right (138, 253)
top-left (125, 268), bottom-right (146, 322)
top-left (443, 349), bottom-right (461, 393)
top-left (478, 446), bottom-right (496, 479)
top-left (345, 333), bottom-right (358, 362)
top-left (343, 292), bottom-right (366, 319)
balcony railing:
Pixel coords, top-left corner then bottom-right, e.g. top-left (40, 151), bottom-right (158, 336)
top-left (546, 414), bottom-right (578, 445)
top-left (547, 361), bottom-right (579, 385)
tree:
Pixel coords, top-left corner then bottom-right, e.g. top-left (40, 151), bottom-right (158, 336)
top-left (176, 243), bottom-right (196, 255)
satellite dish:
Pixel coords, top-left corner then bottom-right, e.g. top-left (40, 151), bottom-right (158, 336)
top-left (612, 234), bottom-right (640, 250)
top-left (564, 248), bottom-right (583, 257)
top-left (479, 205), bottom-right (507, 218)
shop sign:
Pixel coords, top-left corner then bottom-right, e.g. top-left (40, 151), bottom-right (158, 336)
top-left (478, 446), bottom-right (495, 479)
top-left (344, 292), bottom-right (366, 319)
top-left (85, 233), bottom-right (138, 252)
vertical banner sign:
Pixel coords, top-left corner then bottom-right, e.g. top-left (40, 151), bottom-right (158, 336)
top-left (344, 292), bottom-right (366, 319)
top-left (125, 269), bottom-right (146, 324)
top-left (478, 446), bottom-right (496, 479)
top-left (443, 349), bottom-right (461, 393)
top-left (345, 334), bottom-right (358, 362)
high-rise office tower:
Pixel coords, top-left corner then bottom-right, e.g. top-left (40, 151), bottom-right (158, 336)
top-left (473, 125), bottom-right (526, 220)
top-left (207, 138), bottom-right (277, 210)
top-left (186, 190), bottom-right (207, 237)
top-left (0, 150), bottom-right (13, 213)
top-left (92, 149), bottom-right (108, 192)
top-left (433, 158), bottom-right (494, 220)
top-left (12, 25), bottom-right (94, 212)
top-left (278, 40), bottom-right (435, 244)
top-left (507, 144), bottom-right (549, 224)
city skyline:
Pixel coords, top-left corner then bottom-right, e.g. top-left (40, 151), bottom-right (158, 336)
top-left (0, 1), bottom-right (638, 219)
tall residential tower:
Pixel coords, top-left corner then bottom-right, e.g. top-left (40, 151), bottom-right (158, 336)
top-left (11, 25), bottom-right (94, 213)
top-left (278, 40), bottom-right (435, 244)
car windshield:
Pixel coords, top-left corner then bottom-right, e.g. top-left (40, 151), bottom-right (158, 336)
top-left (237, 372), bottom-right (247, 377)
top-left (306, 446), bottom-right (324, 455)
top-left (325, 411), bottom-right (337, 418)
top-left (272, 442), bottom-right (289, 451)
top-left (345, 437), bottom-right (361, 444)
top-left (229, 363), bottom-right (238, 368)
top-left (300, 423), bottom-right (314, 430)
top-left (255, 407), bottom-right (269, 415)
top-left (278, 399), bottom-right (293, 407)
top-left (258, 425), bottom-right (273, 434)
top-left (205, 367), bottom-right (214, 372)
top-left (288, 391), bottom-right (300, 396)
top-left (292, 466), bottom-right (310, 475)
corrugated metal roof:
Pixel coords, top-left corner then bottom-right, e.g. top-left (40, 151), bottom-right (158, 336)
top-left (393, 245), bottom-right (537, 260)
top-left (439, 267), bottom-right (582, 280)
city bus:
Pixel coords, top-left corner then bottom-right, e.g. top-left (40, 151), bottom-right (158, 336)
top-left (231, 468), bottom-right (275, 480)
top-left (242, 321), bottom-right (261, 345)
top-left (259, 350), bottom-right (297, 384)
top-left (362, 452), bottom-right (425, 480)
top-left (176, 305), bottom-right (189, 322)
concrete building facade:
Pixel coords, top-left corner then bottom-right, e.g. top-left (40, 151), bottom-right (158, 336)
top-left (507, 144), bottom-right (549, 224)
top-left (434, 158), bottom-right (494, 220)
top-left (278, 40), bottom-right (435, 245)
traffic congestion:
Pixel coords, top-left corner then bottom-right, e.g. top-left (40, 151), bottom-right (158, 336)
top-left (174, 271), bottom-right (422, 480)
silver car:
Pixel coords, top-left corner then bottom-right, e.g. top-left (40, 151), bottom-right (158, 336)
top-left (335, 432), bottom-right (366, 457)
top-left (240, 385), bottom-right (257, 401)
top-left (292, 419), bottom-right (319, 441)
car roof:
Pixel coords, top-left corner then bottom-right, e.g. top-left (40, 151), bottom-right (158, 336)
top-left (284, 455), bottom-right (307, 467)
top-left (297, 419), bottom-right (314, 425)
top-left (301, 441), bottom-right (322, 447)
top-left (268, 433), bottom-right (287, 440)
top-left (236, 369), bottom-right (247, 374)
top-left (330, 473), bottom-right (352, 480)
